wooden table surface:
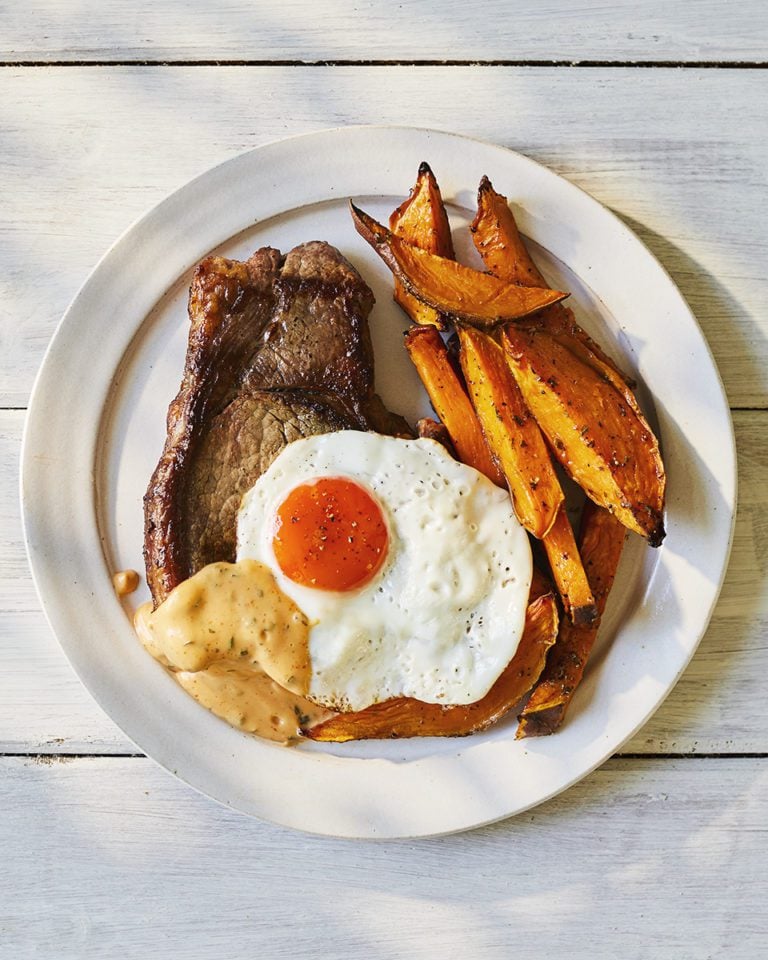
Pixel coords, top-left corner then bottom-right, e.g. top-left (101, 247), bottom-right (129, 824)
top-left (2, 4), bottom-right (767, 957)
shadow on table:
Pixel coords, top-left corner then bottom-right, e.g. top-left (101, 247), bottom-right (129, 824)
top-left (12, 752), bottom-right (766, 956)
top-left (612, 213), bottom-right (767, 751)
top-left (618, 212), bottom-right (767, 408)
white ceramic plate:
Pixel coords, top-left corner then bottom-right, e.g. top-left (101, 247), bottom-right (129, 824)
top-left (21, 126), bottom-right (736, 839)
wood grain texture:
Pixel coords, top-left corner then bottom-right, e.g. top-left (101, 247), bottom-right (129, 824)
top-left (1, 66), bottom-right (766, 409)
top-left (1, 755), bottom-right (766, 958)
top-left (2, 0), bottom-right (767, 62)
top-left (3, 409), bottom-right (765, 755)
top-left (3, 21), bottom-right (766, 956)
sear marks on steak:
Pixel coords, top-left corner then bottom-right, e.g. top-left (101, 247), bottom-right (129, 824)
top-left (243, 242), bottom-right (375, 403)
top-left (416, 417), bottom-right (457, 459)
top-left (144, 241), bottom-right (409, 606)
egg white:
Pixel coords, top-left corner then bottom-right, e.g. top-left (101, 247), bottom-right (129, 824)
top-left (236, 432), bottom-right (532, 712)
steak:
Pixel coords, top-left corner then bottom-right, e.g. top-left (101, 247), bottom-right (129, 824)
top-left (144, 240), bottom-right (409, 605)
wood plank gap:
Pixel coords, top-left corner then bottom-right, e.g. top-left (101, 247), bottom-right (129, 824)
top-left (615, 752), bottom-right (768, 761)
top-left (2, 59), bottom-right (768, 69)
top-left (0, 751), bottom-right (145, 759)
top-left (2, 750), bottom-right (765, 760)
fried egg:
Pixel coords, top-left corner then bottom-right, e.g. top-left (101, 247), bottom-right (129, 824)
top-left (236, 431), bottom-right (532, 712)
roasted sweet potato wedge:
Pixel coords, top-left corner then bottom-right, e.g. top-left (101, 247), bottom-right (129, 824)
top-left (518, 501), bottom-right (626, 737)
top-left (462, 181), bottom-right (599, 620)
top-left (306, 575), bottom-right (558, 742)
top-left (502, 325), bottom-right (666, 545)
top-left (470, 175), bottom-right (544, 288)
top-left (529, 565), bottom-right (554, 601)
top-left (457, 325), bottom-right (562, 539)
top-left (542, 504), bottom-right (598, 626)
top-left (528, 317), bottom-right (643, 416)
top-left (405, 326), bottom-right (504, 486)
top-left (350, 202), bottom-right (568, 327)
top-left (390, 162), bottom-right (455, 329)
top-left (409, 327), bottom-right (594, 624)
top-left (390, 163), bottom-right (455, 257)
top-left (471, 176), bottom-right (634, 385)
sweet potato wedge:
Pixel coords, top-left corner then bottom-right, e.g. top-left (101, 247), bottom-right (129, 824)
top-left (517, 501), bottom-right (626, 737)
top-left (502, 325), bottom-right (666, 545)
top-left (410, 328), bottom-right (595, 624)
top-left (528, 317), bottom-right (644, 418)
top-left (350, 202), bottom-right (568, 327)
top-left (390, 162), bottom-right (454, 329)
top-left (405, 326), bottom-right (504, 486)
top-left (305, 574), bottom-right (558, 742)
top-left (542, 504), bottom-right (598, 626)
top-left (462, 181), bottom-right (599, 620)
top-left (457, 325), bottom-right (563, 539)
top-left (470, 175), bottom-right (544, 288)
top-left (471, 176), bottom-right (634, 385)
top-left (529, 565), bottom-right (554, 601)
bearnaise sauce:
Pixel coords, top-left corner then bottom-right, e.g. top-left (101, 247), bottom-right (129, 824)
top-left (134, 559), bottom-right (329, 743)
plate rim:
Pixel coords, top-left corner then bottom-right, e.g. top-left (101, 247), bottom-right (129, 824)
top-left (20, 124), bottom-right (737, 838)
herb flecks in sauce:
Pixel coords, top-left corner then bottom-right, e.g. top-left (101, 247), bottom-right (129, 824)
top-left (175, 661), bottom-right (330, 745)
top-left (134, 559), bottom-right (311, 693)
top-left (134, 560), bottom-right (329, 743)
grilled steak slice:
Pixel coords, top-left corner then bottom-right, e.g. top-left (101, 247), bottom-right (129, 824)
top-left (180, 390), bottom-right (356, 586)
top-left (416, 417), bottom-right (457, 458)
top-left (144, 241), bottom-right (408, 605)
top-left (243, 242), bottom-right (375, 404)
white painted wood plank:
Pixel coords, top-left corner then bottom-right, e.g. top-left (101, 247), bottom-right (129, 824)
top-left (0, 411), bottom-right (131, 752)
top-left (3, 409), bottom-right (765, 754)
top-left (2, 0), bottom-right (767, 62)
top-left (1, 756), bottom-right (766, 958)
top-left (1, 66), bottom-right (766, 408)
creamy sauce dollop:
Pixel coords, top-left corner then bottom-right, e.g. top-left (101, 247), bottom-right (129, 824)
top-left (135, 559), bottom-right (311, 693)
top-left (175, 661), bottom-right (330, 744)
top-left (134, 559), bottom-right (329, 743)
top-left (113, 569), bottom-right (140, 597)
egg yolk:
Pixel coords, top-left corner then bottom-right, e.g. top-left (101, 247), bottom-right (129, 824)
top-left (272, 478), bottom-right (388, 591)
